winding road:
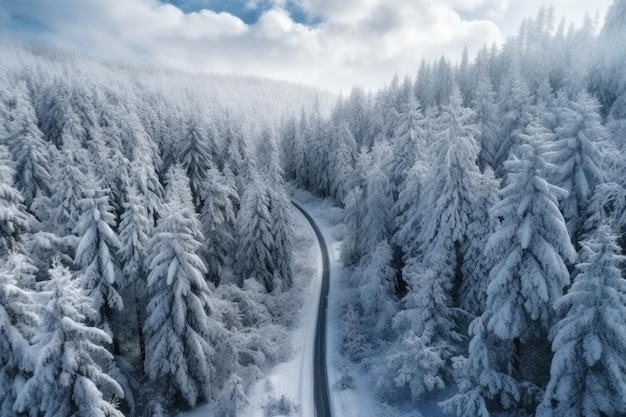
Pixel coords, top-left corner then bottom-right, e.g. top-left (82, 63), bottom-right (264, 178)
top-left (291, 202), bottom-right (332, 417)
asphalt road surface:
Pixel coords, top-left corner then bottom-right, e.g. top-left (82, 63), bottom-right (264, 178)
top-left (292, 201), bottom-right (332, 417)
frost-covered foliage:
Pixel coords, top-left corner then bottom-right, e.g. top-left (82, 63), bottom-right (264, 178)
top-left (446, 139), bottom-right (575, 416)
top-left (74, 186), bottom-right (123, 335)
top-left (289, 5), bottom-right (626, 413)
top-left (0, 40), bottom-right (305, 416)
top-left (143, 166), bottom-right (218, 407)
top-left (0, 146), bottom-right (30, 257)
top-left (546, 92), bottom-right (608, 241)
top-left (0, 252), bottom-right (38, 415)
top-left (538, 226), bottom-right (626, 417)
top-left (14, 261), bottom-right (125, 417)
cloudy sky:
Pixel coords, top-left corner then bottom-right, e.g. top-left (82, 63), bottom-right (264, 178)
top-left (0, 0), bottom-right (613, 92)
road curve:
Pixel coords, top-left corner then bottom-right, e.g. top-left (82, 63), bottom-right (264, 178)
top-left (291, 201), bottom-right (332, 417)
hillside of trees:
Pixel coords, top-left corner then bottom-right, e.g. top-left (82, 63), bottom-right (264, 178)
top-left (0, 41), bottom-right (333, 416)
top-left (280, 2), bottom-right (626, 416)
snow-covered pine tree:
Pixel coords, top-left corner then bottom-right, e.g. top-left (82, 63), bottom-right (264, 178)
top-left (118, 185), bottom-right (151, 360)
top-left (472, 74), bottom-right (499, 171)
top-left (268, 187), bottom-right (294, 292)
top-left (294, 109), bottom-right (314, 189)
top-left (39, 151), bottom-right (89, 237)
top-left (494, 63), bottom-right (533, 175)
top-left (0, 251), bottom-right (38, 416)
top-left (458, 166), bottom-right (500, 317)
top-left (14, 260), bottom-right (124, 417)
top-left (178, 115), bottom-right (216, 206)
top-left (327, 122), bottom-right (356, 202)
top-left (384, 89), bottom-right (481, 403)
top-left (341, 149), bottom-right (371, 265)
top-left (445, 135), bottom-right (576, 416)
top-left (74, 186), bottom-right (123, 345)
top-left (387, 91), bottom-right (426, 199)
top-left (0, 146), bottom-right (30, 257)
top-left (361, 163), bottom-right (394, 255)
top-left (280, 115), bottom-right (298, 181)
top-left (200, 167), bottom-right (238, 286)
top-left (4, 84), bottom-right (53, 207)
top-left (538, 225), bottom-right (626, 417)
top-left (547, 92), bottom-right (608, 242)
top-left (354, 240), bottom-right (398, 341)
top-left (143, 165), bottom-right (216, 407)
top-left (234, 177), bottom-right (275, 291)
top-left (129, 147), bottom-right (164, 227)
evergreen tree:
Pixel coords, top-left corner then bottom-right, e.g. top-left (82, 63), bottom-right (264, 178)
top-left (118, 185), bottom-right (151, 361)
top-left (361, 164), bottom-right (394, 255)
top-left (4, 85), bottom-right (53, 207)
top-left (40, 151), bottom-right (89, 237)
top-left (385, 90), bottom-right (482, 402)
top-left (0, 252), bottom-right (38, 416)
top-left (0, 146), bottom-right (30, 257)
top-left (74, 187), bottom-right (123, 337)
top-left (387, 92), bottom-right (426, 198)
top-left (446, 139), bottom-right (575, 416)
top-left (494, 64), bottom-right (533, 174)
top-left (128, 147), bottom-right (164, 227)
top-left (327, 122), bottom-right (356, 202)
top-left (234, 177), bottom-right (274, 291)
top-left (269, 188), bottom-right (294, 291)
top-left (280, 115), bottom-right (298, 181)
top-left (199, 167), bottom-right (237, 286)
top-left (14, 261), bottom-right (124, 417)
top-left (178, 115), bottom-right (215, 206)
top-left (547, 92), bottom-right (608, 242)
top-left (143, 165), bottom-right (216, 406)
top-left (472, 74), bottom-right (499, 171)
top-left (538, 226), bottom-right (626, 417)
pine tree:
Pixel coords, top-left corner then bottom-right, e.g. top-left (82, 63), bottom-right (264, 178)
top-left (472, 74), bottom-right (499, 171)
top-left (547, 92), bottom-right (608, 242)
top-left (361, 164), bottom-right (394, 255)
top-left (74, 187), bottom-right (123, 342)
top-left (128, 147), bottom-right (164, 227)
top-left (269, 188), bottom-right (294, 291)
top-left (446, 139), bottom-right (575, 416)
top-left (118, 185), bottom-right (151, 361)
top-left (14, 261), bottom-right (124, 417)
top-left (327, 122), bottom-right (356, 202)
top-left (40, 151), bottom-right (89, 237)
top-left (354, 240), bottom-right (397, 340)
top-left (143, 165), bottom-right (215, 406)
top-left (0, 146), bottom-right (30, 257)
top-left (4, 85), bottom-right (53, 207)
top-left (200, 167), bottom-right (237, 286)
top-left (0, 251), bottom-right (38, 416)
top-left (385, 90), bottom-right (483, 402)
top-left (234, 177), bottom-right (275, 291)
top-left (538, 226), bottom-right (626, 417)
top-left (387, 91), bottom-right (426, 198)
top-left (280, 115), bottom-right (298, 181)
top-left (178, 115), bottom-right (216, 206)
top-left (494, 64), bottom-right (533, 174)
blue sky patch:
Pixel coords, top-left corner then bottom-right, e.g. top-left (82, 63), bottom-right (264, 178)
top-left (165, 0), bottom-right (319, 25)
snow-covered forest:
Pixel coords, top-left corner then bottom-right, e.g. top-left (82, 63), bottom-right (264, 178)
top-left (280, 2), bottom-right (626, 417)
top-left (0, 41), bottom-right (333, 416)
top-left (2, 0), bottom-right (626, 416)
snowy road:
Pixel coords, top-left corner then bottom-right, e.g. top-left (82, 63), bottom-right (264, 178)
top-left (291, 202), bottom-right (332, 417)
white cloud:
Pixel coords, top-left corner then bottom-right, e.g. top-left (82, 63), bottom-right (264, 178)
top-left (0, 0), bottom-right (612, 92)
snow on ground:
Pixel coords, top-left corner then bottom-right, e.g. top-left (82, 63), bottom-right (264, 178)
top-left (289, 188), bottom-right (384, 417)
top-left (177, 198), bottom-right (319, 417)
top-left (241, 205), bottom-right (322, 417)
